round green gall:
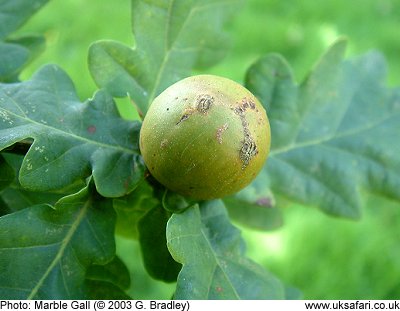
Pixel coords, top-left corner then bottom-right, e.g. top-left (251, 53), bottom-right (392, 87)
top-left (139, 75), bottom-right (271, 200)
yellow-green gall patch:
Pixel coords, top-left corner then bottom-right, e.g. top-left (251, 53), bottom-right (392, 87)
top-left (139, 75), bottom-right (271, 200)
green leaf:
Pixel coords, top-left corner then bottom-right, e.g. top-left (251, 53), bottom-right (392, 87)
top-left (113, 180), bottom-right (159, 239)
top-left (245, 39), bottom-right (400, 218)
top-left (138, 204), bottom-right (181, 283)
top-left (0, 0), bottom-right (48, 81)
top-left (0, 35), bottom-right (45, 83)
top-left (162, 189), bottom-right (197, 213)
top-left (0, 155), bottom-right (14, 191)
top-left (0, 42), bottom-right (29, 82)
top-left (84, 280), bottom-right (131, 300)
top-left (0, 187), bottom-right (64, 215)
top-left (285, 286), bottom-right (303, 300)
top-left (0, 65), bottom-right (145, 197)
top-left (167, 201), bottom-right (285, 299)
top-left (0, 0), bottom-right (49, 40)
top-left (7, 35), bottom-right (46, 65)
top-left (0, 181), bottom-right (117, 299)
top-left (224, 197), bottom-right (283, 232)
top-left (85, 256), bottom-right (131, 299)
top-left (88, 0), bottom-right (243, 115)
top-left (86, 256), bottom-right (130, 290)
top-left (224, 173), bottom-right (283, 231)
top-left (0, 154), bottom-right (77, 215)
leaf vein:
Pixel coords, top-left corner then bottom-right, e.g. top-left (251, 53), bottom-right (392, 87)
top-left (270, 111), bottom-right (400, 156)
top-left (2, 105), bottom-right (135, 154)
top-left (26, 201), bottom-right (89, 299)
top-left (272, 156), bottom-right (354, 209)
top-left (200, 227), bottom-right (240, 299)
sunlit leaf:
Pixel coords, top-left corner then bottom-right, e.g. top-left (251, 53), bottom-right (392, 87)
top-left (167, 201), bottom-right (285, 299)
top-left (0, 42), bottom-right (29, 82)
top-left (0, 0), bottom-right (48, 81)
top-left (224, 173), bottom-right (282, 231)
top-left (245, 39), bottom-right (400, 218)
top-left (0, 65), bottom-right (144, 197)
top-left (0, 0), bottom-right (48, 40)
top-left (7, 35), bottom-right (46, 65)
top-left (88, 0), bottom-right (243, 115)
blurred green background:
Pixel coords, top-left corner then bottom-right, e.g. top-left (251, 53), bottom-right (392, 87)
top-left (16, 0), bottom-right (400, 299)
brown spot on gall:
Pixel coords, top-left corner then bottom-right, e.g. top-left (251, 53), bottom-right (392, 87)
top-left (176, 114), bottom-right (190, 125)
top-left (176, 107), bottom-right (196, 125)
top-left (256, 197), bottom-right (273, 208)
top-left (123, 178), bottom-right (131, 190)
top-left (87, 125), bottom-right (96, 134)
top-left (240, 135), bottom-right (258, 169)
top-left (160, 139), bottom-right (168, 149)
top-left (234, 98), bottom-right (256, 115)
top-left (197, 94), bottom-right (214, 113)
top-left (216, 123), bottom-right (229, 144)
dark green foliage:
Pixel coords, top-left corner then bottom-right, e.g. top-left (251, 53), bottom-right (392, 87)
top-left (246, 40), bottom-right (400, 218)
top-left (138, 205), bottom-right (181, 282)
top-left (167, 201), bottom-right (285, 299)
top-left (0, 0), bottom-right (399, 300)
top-left (0, 0), bottom-right (48, 82)
top-left (0, 181), bottom-right (119, 299)
top-left (88, 0), bottom-right (244, 115)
